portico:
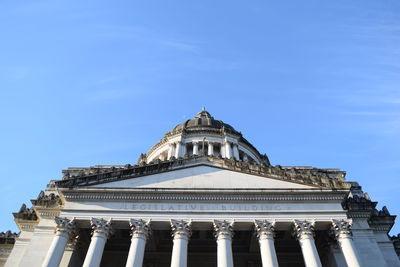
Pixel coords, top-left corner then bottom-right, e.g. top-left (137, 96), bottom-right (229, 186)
top-left (5, 110), bottom-right (399, 267)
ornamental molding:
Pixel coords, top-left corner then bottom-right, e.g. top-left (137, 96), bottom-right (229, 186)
top-left (34, 208), bottom-right (61, 219)
top-left (61, 189), bottom-right (347, 203)
top-left (17, 222), bottom-right (38, 232)
top-left (170, 219), bottom-right (191, 240)
top-left (214, 219), bottom-right (234, 240)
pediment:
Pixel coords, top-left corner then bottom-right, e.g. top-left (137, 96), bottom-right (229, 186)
top-left (90, 165), bottom-right (316, 189)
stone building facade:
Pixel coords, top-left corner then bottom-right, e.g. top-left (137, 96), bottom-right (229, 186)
top-left (3, 110), bottom-right (400, 267)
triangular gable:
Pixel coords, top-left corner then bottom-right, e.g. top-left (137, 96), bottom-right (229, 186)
top-left (90, 165), bottom-right (316, 189)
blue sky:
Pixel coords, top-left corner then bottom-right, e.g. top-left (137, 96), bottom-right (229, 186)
top-left (0, 0), bottom-right (399, 235)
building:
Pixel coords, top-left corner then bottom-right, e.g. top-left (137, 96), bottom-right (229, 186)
top-left (3, 109), bottom-right (400, 267)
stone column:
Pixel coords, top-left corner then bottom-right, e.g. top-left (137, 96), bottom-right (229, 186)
top-left (232, 144), bottom-right (239, 160)
top-left (224, 142), bottom-right (233, 159)
top-left (42, 217), bottom-right (76, 267)
top-left (193, 142), bottom-right (199, 156)
top-left (175, 141), bottom-right (182, 158)
top-left (168, 143), bottom-right (175, 159)
top-left (170, 219), bottom-right (191, 267)
top-left (126, 219), bottom-right (151, 267)
top-left (254, 220), bottom-right (279, 267)
top-left (208, 142), bottom-right (214, 156)
top-left (83, 218), bottom-right (113, 267)
top-left (331, 219), bottom-right (361, 267)
top-left (213, 220), bottom-right (234, 267)
top-left (293, 220), bottom-right (322, 267)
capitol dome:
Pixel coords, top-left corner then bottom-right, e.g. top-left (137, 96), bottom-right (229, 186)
top-left (144, 109), bottom-right (270, 165)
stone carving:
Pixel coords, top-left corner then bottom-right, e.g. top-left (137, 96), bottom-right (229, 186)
top-left (130, 219), bottom-right (151, 240)
top-left (56, 155), bottom-right (352, 190)
top-left (54, 217), bottom-right (76, 237)
top-left (391, 234), bottom-right (400, 258)
top-left (293, 220), bottom-right (315, 240)
top-left (12, 204), bottom-right (38, 221)
top-left (213, 220), bottom-right (234, 240)
top-left (254, 220), bottom-right (275, 240)
top-left (0, 231), bottom-right (18, 244)
top-left (369, 206), bottom-right (396, 233)
top-left (331, 219), bottom-right (352, 239)
top-left (90, 218), bottom-right (113, 238)
top-left (31, 191), bottom-right (61, 208)
top-left (170, 219), bottom-right (191, 240)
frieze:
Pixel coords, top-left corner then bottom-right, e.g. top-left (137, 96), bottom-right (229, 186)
top-left (62, 190), bottom-right (347, 202)
top-left (35, 209), bottom-right (61, 219)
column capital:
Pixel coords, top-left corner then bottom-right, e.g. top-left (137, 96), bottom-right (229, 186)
top-left (171, 219), bottom-right (191, 240)
top-left (213, 220), bottom-right (234, 240)
top-left (90, 218), bottom-right (113, 239)
top-left (129, 219), bottom-right (150, 240)
top-left (254, 219), bottom-right (275, 240)
top-left (130, 219), bottom-right (151, 240)
top-left (331, 219), bottom-right (352, 239)
top-left (54, 217), bottom-right (76, 238)
top-left (293, 220), bottom-right (315, 240)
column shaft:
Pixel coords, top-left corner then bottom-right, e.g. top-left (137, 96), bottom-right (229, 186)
top-left (217, 238), bottom-right (233, 267)
top-left (170, 220), bottom-right (191, 267)
top-left (225, 142), bottom-right (232, 159)
top-left (82, 218), bottom-right (112, 267)
top-left (259, 238), bottom-right (279, 267)
top-left (214, 220), bottom-right (234, 267)
top-left (42, 217), bottom-right (75, 267)
top-left (293, 220), bottom-right (322, 267)
top-left (331, 219), bottom-right (362, 267)
top-left (170, 237), bottom-right (189, 267)
top-left (255, 220), bottom-right (278, 267)
top-left (175, 142), bottom-right (182, 158)
top-left (232, 144), bottom-right (239, 160)
top-left (167, 144), bottom-right (174, 159)
top-left (338, 238), bottom-right (361, 267)
top-left (298, 237), bottom-right (322, 267)
top-left (42, 234), bottom-right (69, 267)
top-left (193, 142), bottom-right (199, 155)
top-left (126, 237), bottom-right (146, 267)
top-left (126, 219), bottom-right (150, 267)
top-left (208, 143), bottom-right (214, 156)
top-left (83, 234), bottom-right (107, 267)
